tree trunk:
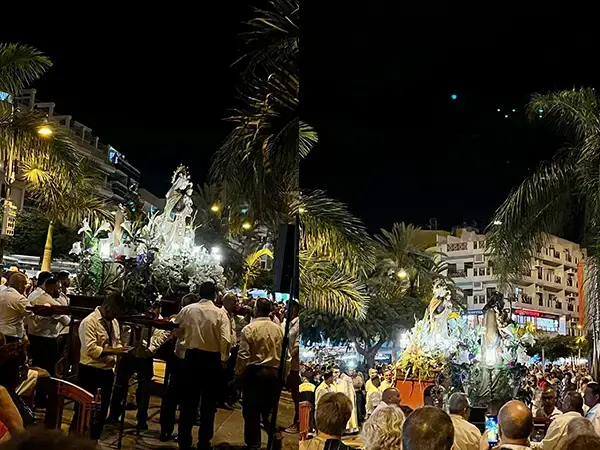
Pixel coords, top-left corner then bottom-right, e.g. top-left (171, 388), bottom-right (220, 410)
top-left (592, 259), bottom-right (600, 381)
top-left (354, 337), bottom-right (387, 368)
top-left (392, 339), bottom-right (398, 363)
top-left (41, 221), bottom-right (54, 272)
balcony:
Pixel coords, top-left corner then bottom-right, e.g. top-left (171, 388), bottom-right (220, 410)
top-left (447, 242), bottom-right (468, 252)
top-left (448, 270), bottom-right (467, 278)
top-left (519, 294), bottom-right (533, 305)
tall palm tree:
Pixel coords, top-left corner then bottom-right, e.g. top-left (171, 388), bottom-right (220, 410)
top-left (210, 1), bottom-right (372, 317)
top-left (487, 88), bottom-right (600, 379)
top-left (23, 160), bottom-right (111, 271)
top-left (210, 0), bottom-right (314, 226)
top-left (0, 43), bottom-right (82, 261)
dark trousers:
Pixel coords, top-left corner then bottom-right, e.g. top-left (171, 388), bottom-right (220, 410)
top-left (242, 365), bottom-right (279, 448)
top-left (160, 356), bottom-right (185, 435)
top-left (222, 346), bottom-right (239, 404)
top-left (108, 354), bottom-right (154, 426)
top-left (287, 370), bottom-right (300, 424)
top-left (74, 364), bottom-right (114, 440)
top-left (27, 334), bottom-right (59, 407)
top-left (179, 349), bottom-right (222, 450)
top-left (4, 335), bottom-right (20, 343)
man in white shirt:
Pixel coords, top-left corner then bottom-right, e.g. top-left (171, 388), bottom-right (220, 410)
top-left (584, 381), bottom-right (600, 435)
top-left (532, 391), bottom-right (584, 450)
top-left (107, 300), bottom-right (170, 431)
top-left (218, 292), bottom-right (239, 410)
top-left (370, 387), bottom-right (401, 417)
top-left (284, 300), bottom-right (300, 434)
top-left (77, 293), bottom-right (129, 440)
top-left (0, 273), bottom-right (31, 342)
top-left (236, 298), bottom-right (290, 450)
top-left (26, 274), bottom-right (70, 407)
top-left (535, 388), bottom-right (562, 420)
top-left (175, 281), bottom-right (231, 450)
top-left (448, 393), bottom-right (481, 450)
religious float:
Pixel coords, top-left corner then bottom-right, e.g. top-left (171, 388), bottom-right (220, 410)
top-left (394, 283), bottom-right (535, 409)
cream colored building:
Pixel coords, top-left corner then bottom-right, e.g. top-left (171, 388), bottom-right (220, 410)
top-left (436, 229), bottom-right (585, 336)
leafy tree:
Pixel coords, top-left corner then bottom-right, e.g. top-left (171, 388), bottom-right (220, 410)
top-left (3, 207), bottom-right (78, 259)
top-left (487, 88), bottom-right (600, 380)
top-left (301, 292), bottom-right (428, 368)
top-left (527, 334), bottom-right (589, 361)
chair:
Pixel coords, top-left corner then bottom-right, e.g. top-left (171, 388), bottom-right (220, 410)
top-left (49, 378), bottom-right (99, 438)
top-left (299, 401), bottom-right (312, 440)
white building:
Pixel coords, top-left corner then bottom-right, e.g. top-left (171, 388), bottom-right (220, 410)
top-left (436, 229), bottom-right (585, 336)
top-left (1, 89), bottom-right (140, 209)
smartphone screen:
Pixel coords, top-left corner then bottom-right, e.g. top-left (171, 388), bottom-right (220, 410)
top-left (485, 415), bottom-right (499, 446)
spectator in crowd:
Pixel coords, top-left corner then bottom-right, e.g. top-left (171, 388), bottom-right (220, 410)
top-left (496, 400), bottom-right (533, 450)
top-left (0, 342), bottom-right (35, 428)
top-left (532, 391), bottom-right (584, 450)
top-left (562, 434), bottom-right (600, 450)
top-left (584, 382), bottom-right (600, 435)
top-left (380, 370), bottom-right (394, 391)
top-left (365, 376), bottom-right (382, 417)
top-left (299, 392), bottom-right (351, 450)
top-left (371, 387), bottom-right (400, 416)
top-left (362, 406), bottom-right (405, 450)
top-left (364, 369), bottom-right (378, 393)
top-left (536, 388), bottom-right (562, 420)
top-left (448, 393), bottom-right (480, 450)
top-left (402, 406), bottom-right (454, 450)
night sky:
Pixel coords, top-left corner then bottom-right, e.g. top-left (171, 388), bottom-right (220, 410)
top-left (1, 5), bottom-right (260, 197)
top-left (3, 9), bottom-right (598, 235)
top-left (301, 12), bottom-right (597, 233)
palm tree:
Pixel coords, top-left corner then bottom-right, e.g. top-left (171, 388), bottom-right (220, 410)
top-left (486, 88), bottom-right (600, 379)
top-left (22, 160), bottom-right (111, 271)
top-left (374, 223), bottom-right (449, 298)
top-left (210, 0), bottom-right (314, 226)
top-left (0, 43), bottom-right (82, 260)
top-left (210, 1), bottom-right (373, 317)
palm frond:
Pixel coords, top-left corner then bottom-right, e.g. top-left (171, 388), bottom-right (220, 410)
top-left (298, 190), bottom-right (375, 276)
top-left (300, 254), bottom-right (368, 319)
top-left (23, 158), bottom-right (111, 227)
top-left (487, 157), bottom-right (578, 287)
top-left (0, 43), bottom-right (51, 96)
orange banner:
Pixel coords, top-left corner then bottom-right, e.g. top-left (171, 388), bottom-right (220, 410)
top-left (578, 261), bottom-right (584, 327)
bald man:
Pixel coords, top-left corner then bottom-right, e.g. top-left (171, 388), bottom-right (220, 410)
top-left (497, 400), bottom-right (533, 449)
top-left (0, 273), bottom-right (31, 342)
top-left (371, 387), bottom-right (401, 416)
top-left (403, 406), bottom-right (454, 450)
top-left (532, 391), bottom-right (584, 450)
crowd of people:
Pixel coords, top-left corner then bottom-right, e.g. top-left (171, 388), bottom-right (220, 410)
top-left (300, 361), bottom-right (600, 450)
top-left (0, 268), bottom-right (300, 450)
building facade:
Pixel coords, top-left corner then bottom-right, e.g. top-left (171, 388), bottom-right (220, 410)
top-left (2, 89), bottom-right (141, 209)
top-left (436, 229), bottom-right (585, 336)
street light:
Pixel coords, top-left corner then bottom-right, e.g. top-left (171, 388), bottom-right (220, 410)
top-left (37, 125), bottom-right (53, 137)
top-left (242, 222), bottom-right (252, 230)
top-left (298, 207), bottom-right (306, 214)
top-left (210, 204), bottom-right (220, 212)
top-left (396, 269), bottom-right (408, 279)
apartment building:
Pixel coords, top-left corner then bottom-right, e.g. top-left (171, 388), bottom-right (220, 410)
top-left (436, 229), bottom-right (585, 336)
top-left (1, 89), bottom-right (140, 209)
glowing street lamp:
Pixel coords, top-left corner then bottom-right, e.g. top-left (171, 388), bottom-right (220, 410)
top-left (298, 207), bottom-right (306, 214)
top-left (242, 222), bottom-right (252, 230)
top-left (396, 269), bottom-right (408, 280)
top-left (37, 125), bottom-right (53, 137)
top-left (210, 204), bottom-right (220, 212)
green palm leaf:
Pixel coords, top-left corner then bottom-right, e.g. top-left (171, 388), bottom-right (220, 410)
top-left (0, 43), bottom-right (51, 96)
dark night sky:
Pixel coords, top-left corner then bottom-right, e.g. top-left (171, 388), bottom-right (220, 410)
top-left (301, 11), bottom-right (598, 233)
top-left (1, 5), bottom-right (260, 197)
top-left (3, 8), bottom-right (598, 235)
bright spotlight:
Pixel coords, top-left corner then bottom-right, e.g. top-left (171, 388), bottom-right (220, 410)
top-left (38, 125), bottom-right (53, 137)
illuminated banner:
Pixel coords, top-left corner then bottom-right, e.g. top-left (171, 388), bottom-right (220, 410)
top-left (513, 308), bottom-right (558, 320)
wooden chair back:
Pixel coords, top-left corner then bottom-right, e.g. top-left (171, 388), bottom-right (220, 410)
top-left (299, 401), bottom-right (312, 440)
top-left (50, 378), bottom-right (98, 438)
